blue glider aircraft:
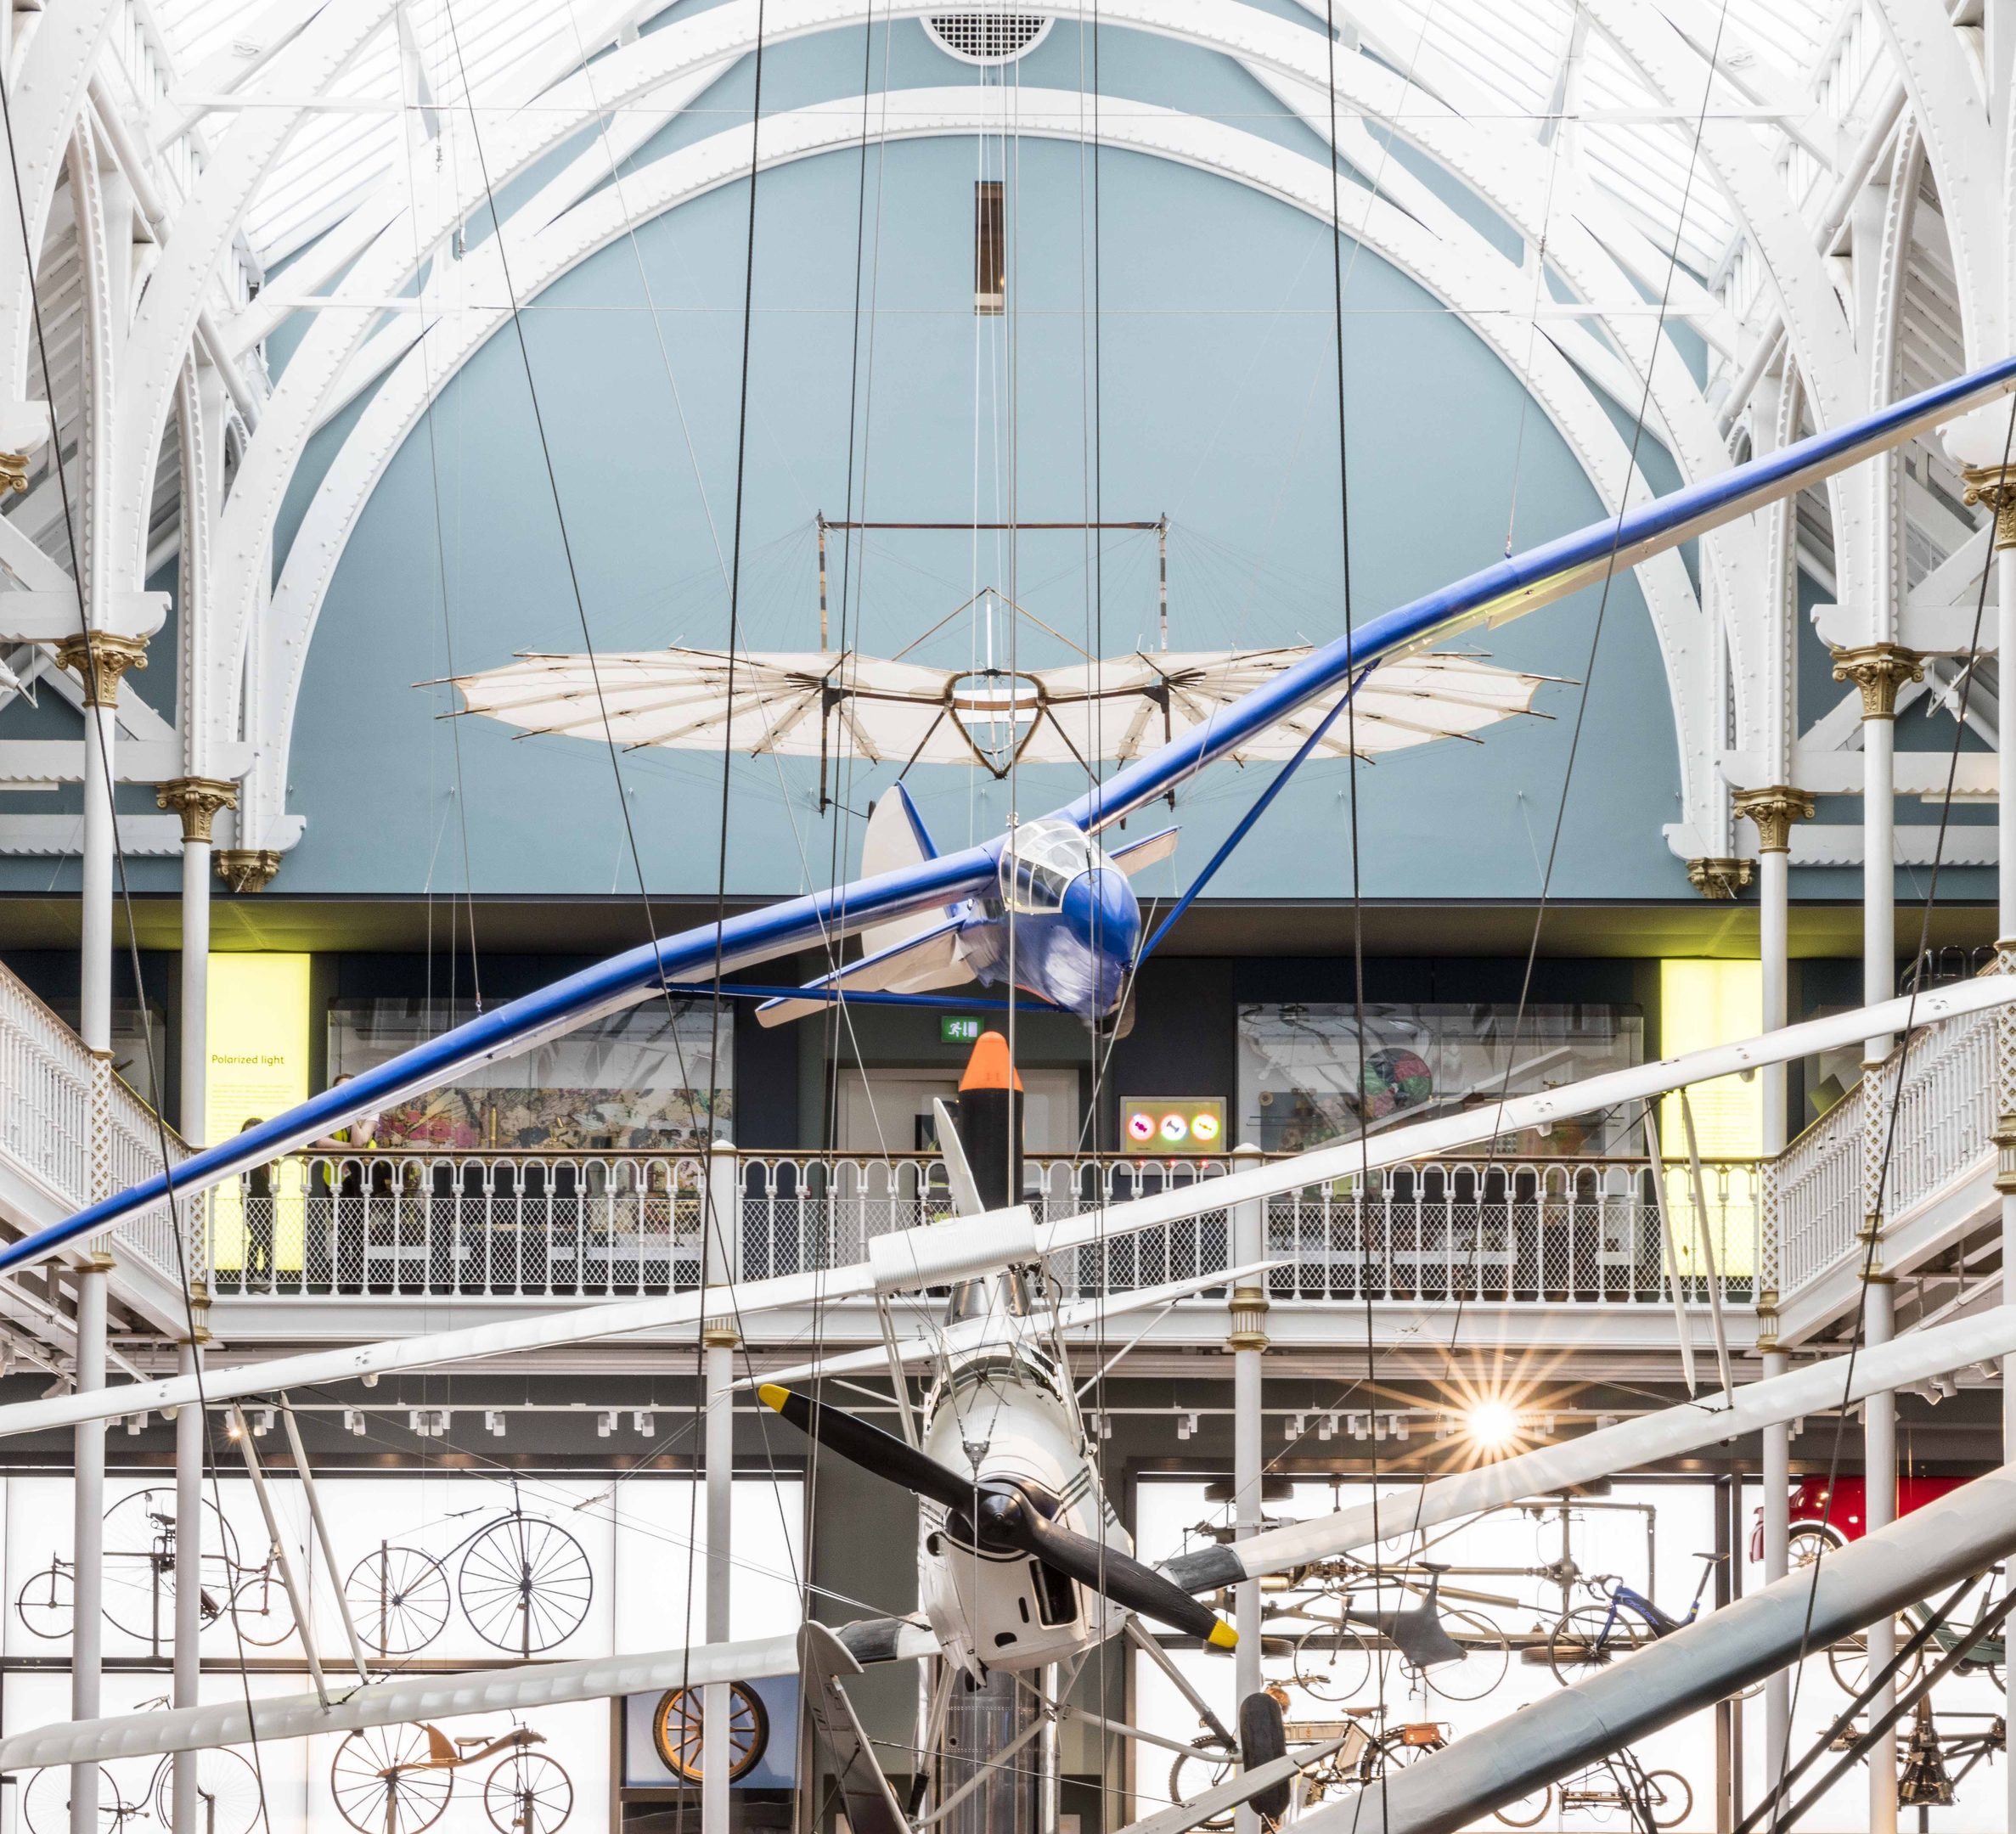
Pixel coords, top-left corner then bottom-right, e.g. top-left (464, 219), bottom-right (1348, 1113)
top-left (12, 350), bottom-right (2016, 1272)
top-left (752, 789), bottom-right (1176, 1032)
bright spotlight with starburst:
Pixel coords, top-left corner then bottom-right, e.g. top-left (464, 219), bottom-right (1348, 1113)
top-left (1466, 1398), bottom-right (1521, 1452)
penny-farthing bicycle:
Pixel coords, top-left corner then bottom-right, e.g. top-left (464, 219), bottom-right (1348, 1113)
top-left (343, 1488), bottom-right (594, 1657)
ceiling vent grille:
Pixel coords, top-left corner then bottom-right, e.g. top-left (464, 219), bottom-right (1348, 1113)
top-left (924, 14), bottom-right (1052, 62)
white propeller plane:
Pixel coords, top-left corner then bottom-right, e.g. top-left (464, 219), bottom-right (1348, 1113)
top-left (10, 984), bottom-right (2016, 1834)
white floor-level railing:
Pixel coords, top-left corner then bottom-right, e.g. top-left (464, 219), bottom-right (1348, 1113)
top-left (201, 1149), bottom-right (1761, 1307)
top-left (0, 958), bottom-right (190, 1285)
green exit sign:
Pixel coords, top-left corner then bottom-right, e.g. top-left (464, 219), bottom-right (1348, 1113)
top-left (941, 1015), bottom-right (982, 1044)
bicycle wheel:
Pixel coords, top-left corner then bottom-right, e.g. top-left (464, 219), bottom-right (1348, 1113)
top-left (650, 1684), bottom-right (770, 1781)
top-left (458, 1516), bottom-right (594, 1654)
top-left (345, 1546), bottom-right (451, 1657)
top-left (330, 1727), bottom-right (453, 1834)
top-left (1826, 1622), bottom-right (1923, 1696)
top-left (100, 1489), bottom-right (241, 1646)
top-left (15, 1565), bottom-right (73, 1640)
top-left (152, 1748), bottom-right (264, 1834)
top-left (483, 1752), bottom-right (573, 1834)
top-left (1292, 1620), bottom-right (1372, 1703)
top-left (1642, 1769), bottom-right (1692, 1829)
top-left (1167, 1739), bottom-right (1237, 1830)
top-left (1495, 1786), bottom-right (1552, 1828)
top-left (228, 1567), bottom-right (297, 1647)
top-left (1548, 1605), bottom-right (1646, 1684)
top-left (1423, 1609), bottom-right (1509, 1702)
top-left (23, 1767), bottom-right (128, 1834)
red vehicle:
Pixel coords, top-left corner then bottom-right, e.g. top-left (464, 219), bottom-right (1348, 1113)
top-left (1749, 1475), bottom-right (1972, 1561)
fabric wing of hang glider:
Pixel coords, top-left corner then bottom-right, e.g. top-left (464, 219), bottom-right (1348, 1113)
top-left (449, 647), bottom-right (1551, 768)
top-left (23, 346), bottom-right (2016, 1269)
top-left (5, 974), bottom-right (2016, 1440)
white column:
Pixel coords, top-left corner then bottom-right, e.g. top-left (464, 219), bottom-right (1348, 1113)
top-left (180, 836), bottom-right (206, 1138)
top-left (1732, 790), bottom-right (1805, 1792)
top-left (1760, 1348), bottom-right (1790, 1775)
top-left (70, 1258), bottom-right (110, 1834)
top-left (80, 696), bottom-right (115, 1056)
top-left (1229, 1143), bottom-right (1266, 1834)
top-left (703, 1141), bottom-right (739, 1834)
top-left (1995, 521), bottom-right (2016, 1834)
top-left (1863, 1274), bottom-right (1897, 1834)
top-left (170, 1331), bottom-right (204, 1834)
top-left (155, 784), bottom-right (234, 1145)
top-left (1862, 707), bottom-right (1896, 1040)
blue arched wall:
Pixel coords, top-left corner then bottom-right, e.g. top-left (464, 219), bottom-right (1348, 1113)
top-left (276, 50), bottom-right (1689, 903)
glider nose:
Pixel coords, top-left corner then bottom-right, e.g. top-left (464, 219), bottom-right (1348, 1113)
top-left (1062, 867), bottom-right (1140, 1013)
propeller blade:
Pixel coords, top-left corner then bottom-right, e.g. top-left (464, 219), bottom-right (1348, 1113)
top-left (757, 1385), bottom-right (975, 1514)
top-left (978, 1492), bottom-right (1236, 1648)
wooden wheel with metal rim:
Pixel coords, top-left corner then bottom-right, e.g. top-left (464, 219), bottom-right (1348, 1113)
top-left (651, 1683), bottom-right (770, 1782)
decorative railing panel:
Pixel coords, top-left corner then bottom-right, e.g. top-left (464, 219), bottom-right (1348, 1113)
top-left (0, 958), bottom-right (190, 1283)
top-left (205, 1150), bottom-right (1760, 1307)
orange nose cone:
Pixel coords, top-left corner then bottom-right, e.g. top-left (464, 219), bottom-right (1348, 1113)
top-left (960, 1029), bottom-right (1023, 1092)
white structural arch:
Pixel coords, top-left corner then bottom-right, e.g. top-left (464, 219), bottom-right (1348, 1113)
top-left (251, 91), bottom-right (1718, 849)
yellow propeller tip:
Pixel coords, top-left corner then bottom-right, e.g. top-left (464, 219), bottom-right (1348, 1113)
top-left (1208, 1622), bottom-right (1238, 1651)
top-left (757, 1384), bottom-right (791, 1413)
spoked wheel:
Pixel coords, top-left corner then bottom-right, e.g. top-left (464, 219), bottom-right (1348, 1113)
top-left (1420, 1609), bottom-right (1509, 1702)
top-left (1357, 1727), bottom-right (1444, 1786)
top-left (1292, 1620), bottom-right (1372, 1703)
top-left (346, 1546), bottom-right (452, 1657)
top-left (228, 1567), bottom-right (297, 1647)
top-left (15, 1564), bottom-right (74, 1640)
top-left (458, 1517), bottom-right (594, 1654)
top-left (1167, 1739), bottom-right (1237, 1830)
top-left (1827, 1622), bottom-right (1924, 1696)
top-left (1641, 1769), bottom-right (1693, 1829)
top-left (1548, 1606), bottom-right (1646, 1684)
top-left (1495, 1786), bottom-right (1553, 1828)
top-left (23, 1766), bottom-right (130, 1834)
top-left (330, 1726), bottom-right (453, 1834)
top-left (99, 1490), bottom-right (241, 1646)
top-left (152, 1748), bottom-right (265, 1834)
top-left (483, 1752), bottom-right (573, 1834)
top-left (650, 1684), bottom-right (770, 1781)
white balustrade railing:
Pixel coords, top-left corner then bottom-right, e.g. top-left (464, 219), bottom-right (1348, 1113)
top-left (1766, 994), bottom-right (2002, 1301)
top-left (204, 1150), bottom-right (1761, 1307)
top-left (0, 958), bottom-right (190, 1284)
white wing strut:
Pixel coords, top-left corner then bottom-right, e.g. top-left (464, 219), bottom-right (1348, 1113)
top-left (1161, 1304), bottom-right (2016, 1592)
top-left (0, 1623), bottom-right (941, 1773)
top-left (4, 976), bottom-right (2011, 1446)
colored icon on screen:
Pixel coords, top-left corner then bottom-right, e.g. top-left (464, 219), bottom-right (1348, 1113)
top-left (1119, 1098), bottom-right (1228, 1151)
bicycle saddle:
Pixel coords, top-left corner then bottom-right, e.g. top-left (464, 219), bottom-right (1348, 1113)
top-left (1692, 1551), bottom-right (1728, 1564)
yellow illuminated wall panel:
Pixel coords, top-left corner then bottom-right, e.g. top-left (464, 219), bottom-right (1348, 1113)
top-left (206, 954), bottom-right (312, 1274)
top-left (1658, 959), bottom-right (1762, 1279)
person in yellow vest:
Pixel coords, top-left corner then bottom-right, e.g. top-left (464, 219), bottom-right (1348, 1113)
top-left (313, 1074), bottom-right (380, 1293)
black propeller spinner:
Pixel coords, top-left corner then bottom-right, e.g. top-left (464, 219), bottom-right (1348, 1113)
top-left (758, 1383), bottom-right (1235, 1648)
